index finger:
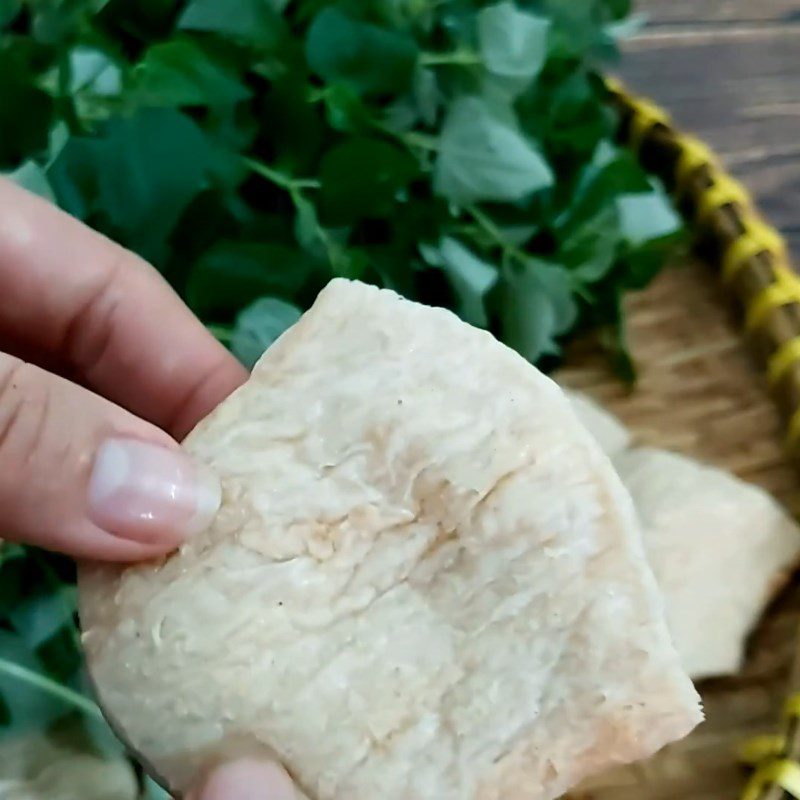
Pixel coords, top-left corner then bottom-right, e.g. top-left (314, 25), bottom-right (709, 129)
top-left (0, 179), bottom-right (247, 438)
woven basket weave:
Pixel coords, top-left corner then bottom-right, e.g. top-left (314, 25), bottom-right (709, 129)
top-left (558, 80), bottom-right (800, 800)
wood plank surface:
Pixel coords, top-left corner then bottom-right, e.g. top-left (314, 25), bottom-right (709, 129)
top-left (620, 1), bottom-right (800, 257)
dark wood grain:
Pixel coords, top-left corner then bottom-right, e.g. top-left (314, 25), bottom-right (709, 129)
top-left (637, 0), bottom-right (800, 25)
top-left (638, 0), bottom-right (800, 25)
top-left (620, 1), bottom-right (800, 258)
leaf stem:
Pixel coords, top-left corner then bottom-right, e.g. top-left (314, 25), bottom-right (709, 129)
top-left (31, 551), bottom-right (81, 652)
top-left (369, 119), bottom-right (439, 155)
top-left (288, 186), bottom-right (343, 272)
top-left (56, 51), bottom-right (83, 134)
top-left (206, 324), bottom-right (234, 344)
top-left (0, 658), bottom-right (104, 720)
top-left (467, 205), bottom-right (529, 265)
top-left (420, 49), bottom-right (482, 67)
top-left (400, 131), bottom-right (439, 152)
top-left (242, 158), bottom-right (321, 192)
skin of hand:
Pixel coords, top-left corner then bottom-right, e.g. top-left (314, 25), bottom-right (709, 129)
top-left (0, 179), bottom-right (297, 800)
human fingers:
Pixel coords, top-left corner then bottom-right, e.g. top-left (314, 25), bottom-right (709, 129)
top-left (185, 759), bottom-right (299, 800)
top-left (0, 178), bottom-right (247, 439)
top-left (0, 353), bottom-right (219, 560)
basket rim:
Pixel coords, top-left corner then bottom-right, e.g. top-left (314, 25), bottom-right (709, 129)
top-left (607, 75), bottom-right (800, 800)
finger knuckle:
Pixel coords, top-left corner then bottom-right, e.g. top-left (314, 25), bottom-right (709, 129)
top-left (0, 358), bottom-right (51, 470)
top-left (62, 246), bottom-right (137, 375)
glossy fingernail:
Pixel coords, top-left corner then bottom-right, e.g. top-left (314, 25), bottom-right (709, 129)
top-left (88, 438), bottom-right (221, 545)
top-left (192, 759), bottom-right (297, 800)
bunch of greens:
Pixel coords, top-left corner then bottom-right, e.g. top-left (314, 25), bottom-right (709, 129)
top-left (0, 0), bottom-right (681, 790)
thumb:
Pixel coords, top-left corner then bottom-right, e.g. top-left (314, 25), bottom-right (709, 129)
top-left (185, 760), bottom-right (299, 800)
top-left (0, 355), bottom-right (220, 561)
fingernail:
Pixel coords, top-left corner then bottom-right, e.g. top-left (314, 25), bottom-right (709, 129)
top-left (191, 759), bottom-right (297, 800)
top-left (88, 438), bottom-right (221, 545)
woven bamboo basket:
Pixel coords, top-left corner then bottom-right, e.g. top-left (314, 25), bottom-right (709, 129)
top-left (557, 79), bottom-right (800, 800)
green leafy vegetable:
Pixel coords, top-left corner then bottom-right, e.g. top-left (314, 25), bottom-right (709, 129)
top-left (616, 188), bottom-right (682, 246)
top-left (306, 7), bottom-right (418, 96)
top-left (435, 96), bottom-right (553, 205)
top-left (231, 296), bottom-right (303, 368)
top-left (420, 237), bottom-right (497, 327)
top-left (178, 0), bottom-right (286, 45)
top-left (320, 137), bottom-right (419, 224)
top-left (478, 1), bottom-right (550, 87)
top-left (132, 40), bottom-right (251, 107)
top-left (6, 160), bottom-right (56, 201)
top-left (501, 258), bottom-right (578, 360)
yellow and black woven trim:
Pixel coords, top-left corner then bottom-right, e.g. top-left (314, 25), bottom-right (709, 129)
top-left (735, 693), bottom-right (800, 800)
top-left (606, 76), bottom-right (800, 455)
top-left (606, 76), bottom-right (800, 800)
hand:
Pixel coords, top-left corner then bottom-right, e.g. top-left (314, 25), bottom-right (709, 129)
top-left (185, 760), bottom-right (299, 800)
top-left (0, 176), bottom-right (247, 560)
top-left (0, 179), bottom-right (299, 799)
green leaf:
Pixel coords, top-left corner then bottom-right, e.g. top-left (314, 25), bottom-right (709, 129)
top-left (293, 193), bottom-right (367, 279)
top-left (597, 287), bottom-right (636, 383)
top-left (6, 160), bottom-right (55, 201)
top-left (142, 775), bottom-right (171, 800)
top-left (178, 0), bottom-right (287, 46)
top-left (0, 0), bottom-right (21, 28)
top-left (559, 204), bottom-right (620, 284)
top-left (519, 67), bottom-right (616, 162)
top-left (0, 543), bottom-right (25, 568)
top-left (0, 555), bottom-right (24, 619)
top-left (320, 137), bottom-right (418, 224)
top-left (0, 52), bottom-right (54, 168)
top-left (81, 711), bottom-right (127, 760)
top-left (500, 258), bottom-right (577, 361)
top-left (49, 109), bottom-right (212, 261)
top-left (68, 46), bottom-right (122, 97)
top-left (616, 189), bottom-right (681, 246)
top-left (478, 1), bottom-right (550, 85)
top-left (318, 84), bottom-right (372, 133)
top-left (132, 40), bottom-right (250, 107)
top-left (604, 12), bottom-right (647, 42)
top-left (306, 7), bottom-right (418, 96)
top-left (0, 631), bottom-right (74, 737)
top-left (434, 96), bottom-right (553, 206)
top-left (413, 67), bottom-right (440, 127)
top-left (558, 139), bottom-right (650, 230)
top-left (9, 586), bottom-right (77, 650)
top-left (263, 77), bottom-right (324, 172)
top-left (420, 237), bottom-right (497, 327)
top-left (188, 241), bottom-right (318, 316)
top-left (231, 297), bottom-right (302, 368)
top-left (498, 223), bottom-right (539, 248)
top-left (533, 0), bottom-right (609, 59)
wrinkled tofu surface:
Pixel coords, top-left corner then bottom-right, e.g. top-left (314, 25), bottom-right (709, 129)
top-left (616, 447), bottom-right (800, 680)
top-left (79, 279), bottom-right (701, 800)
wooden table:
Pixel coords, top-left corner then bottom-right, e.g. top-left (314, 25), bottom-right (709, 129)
top-left (620, 0), bottom-right (800, 258)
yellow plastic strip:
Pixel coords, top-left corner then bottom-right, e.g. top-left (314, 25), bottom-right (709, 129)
top-left (696, 173), bottom-right (750, 223)
top-left (773, 261), bottom-right (800, 286)
top-left (739, 734), bottom-right (787, 766)
top-left (627, 96), bottom-right (671, 153)
top-left (768, 337), bottom-right (800, 386)
top-left (742, 759), bottom-right (800, 800)
top-left (722, 219), bottom-right (787, 283)
top-left (785, 693), bottom-right (800, 719)
top-left (745, 280), bottom-right (800, 332)
top-left (603, 75), bottom-right (625, 96)
top-left (675, 135), bottom-right (718, 190)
